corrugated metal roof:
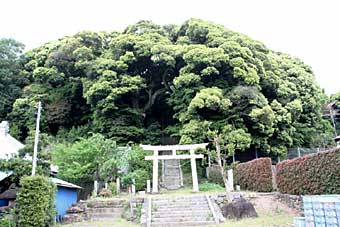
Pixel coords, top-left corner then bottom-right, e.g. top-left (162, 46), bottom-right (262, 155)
top-left (51, 177), bottom-right (82, 189)
top-left (0, 171), bottom-right (13, 182)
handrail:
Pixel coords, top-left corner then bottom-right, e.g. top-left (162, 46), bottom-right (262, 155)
top-left (205, 194), bottom-right (219, 224)
top-left (147, 197), bottom-right (152, 227)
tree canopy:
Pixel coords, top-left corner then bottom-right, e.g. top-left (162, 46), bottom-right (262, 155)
top-left (2, 19), bottom-right (333, 159)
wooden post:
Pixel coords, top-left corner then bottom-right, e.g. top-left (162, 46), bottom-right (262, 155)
top-left (190, 149), bottom-right (199, 192)
top-left (152, 150), bottom-right (159, 193)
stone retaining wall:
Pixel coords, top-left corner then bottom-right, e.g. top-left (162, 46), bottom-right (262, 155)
top-left (274, 192), bottom-right (303, 214)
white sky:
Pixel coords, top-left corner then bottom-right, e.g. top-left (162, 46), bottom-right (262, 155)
top-left (1, 0), bottom-right (339, 94)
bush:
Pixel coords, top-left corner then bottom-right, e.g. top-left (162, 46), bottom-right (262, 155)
top-left (234, 158), bottom-right (273, 192)
top-left (206, 165), bottom-right (225, 186)
top-left (121, 169), bottom-right (150, 191)
top-left (108, 182), bottom-right (117, 195)
top-left (0, 217), bottom-right (14, 227)
top-left (276, 148), bottom-right (340, 195)
top-left (16, 176), bottom-right (56, 227)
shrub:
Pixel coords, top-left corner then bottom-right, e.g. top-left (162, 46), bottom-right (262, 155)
top-left (121, 169), bottom-right (150, 191)
top-left (234, 158), bottom-right (273, 192)
top-left (206, 165), bottom-right (225, 186)
top-left (108, 182), bottom-right (117, 195)
top-left (16, 176), bottom-right (56, 227)
top-left (276, 148), bottom-right (340, 195)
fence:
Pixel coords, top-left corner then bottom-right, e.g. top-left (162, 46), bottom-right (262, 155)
top-left (287, 148), bottom-right (328, 160)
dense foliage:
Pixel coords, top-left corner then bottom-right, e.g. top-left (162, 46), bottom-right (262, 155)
top-left (276, 148), bottom-right (340, 195)
top-left (16, 176), bottom-right (56, 227)
top-left (121, 146), bottom-right (152, 191)
top-left (234, 158), bottom-right (273, 192)
top-left (1, 19), bottom-right (334, 169)
top-left (52, 133), bottom-right (118, 183)
top-left (0, 38), bottom-right (26, 120)
top-left (329, 92), bottom-right (340, 136)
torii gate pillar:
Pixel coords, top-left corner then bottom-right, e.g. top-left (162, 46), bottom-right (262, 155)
top-left (152, 150), bottom-right (159, 193)
top-left (141, 143), bottom-right (208, 193)
top-left (190, 149), bottom-right (199, 192)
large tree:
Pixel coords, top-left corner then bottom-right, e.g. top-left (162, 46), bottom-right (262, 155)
top-left (0, 38), bottom-right (26, 119)
top-left (8, 19), bottom-right (332, 158)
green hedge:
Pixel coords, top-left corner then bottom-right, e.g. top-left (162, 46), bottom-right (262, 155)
top-left (276, 148), bottom-right (340, 195)
top-left (16, 176), bottom-right (56, 227)
top-left (234, 158), bottom-right (273, 192)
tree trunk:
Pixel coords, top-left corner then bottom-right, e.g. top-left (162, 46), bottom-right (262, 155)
top-left (215, 137), bottom-right (230, 192)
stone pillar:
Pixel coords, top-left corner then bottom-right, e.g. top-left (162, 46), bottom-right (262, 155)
top-left (190, 150), bottom-right (199, 192)
top-left (161, 160), bottom-right (165, 184)
top-left (116, 177), bottom-right (120, 194)
top-left (227, 169), bottom-right (234, 191)
top-left (94, 180), bottom-right (98, 195)
top-left (132, 179), bottom-right (136, 195)
top-left (147, 180), bottom-right (151, 193)
top-left (152, 150), bottom-right (159, 193)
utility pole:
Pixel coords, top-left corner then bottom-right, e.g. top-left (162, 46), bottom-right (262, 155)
top-left (32, 101), bottom-right (42, 176)
top-left (329, 108), bottom-right (338, 137)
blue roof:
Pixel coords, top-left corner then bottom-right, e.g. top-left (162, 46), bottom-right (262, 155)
top-left (51, 177), bottom-right (82, 189)
top-left (0, 171), bottom-right (13, 182)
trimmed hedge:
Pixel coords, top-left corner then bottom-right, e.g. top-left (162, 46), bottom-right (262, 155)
top-left (234, 158), bottom-right (273, 192)
top-left (276, 148), bottom-right (340, 195)
top-left (16, 176), bottom-right (56, 227)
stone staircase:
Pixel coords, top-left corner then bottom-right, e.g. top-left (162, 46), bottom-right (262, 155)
top-left (162, 159), bottom-right (183, 190)
top-left (85, 199), bottom-right (126, 220)
top-left (149, 196), bottom-right (219, 227)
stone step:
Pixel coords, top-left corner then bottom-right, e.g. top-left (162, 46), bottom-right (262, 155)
top-left (153, 198), bottom-right (207, 203)
top-left (151, 220), bottom-right (216, 227)
top-left (86, 208), bottom-right (124, 213)
top-left (86, 200), bottom-right (126, 208)
top-left (163, 175), bottom-right (180, 177)
top-left (153, 207), bottom-right (210, 213)
top-left (153, 201), bottom-right (209, 206)
top-left (152, 210), bottom-right (212, 218)
top-left (88, 213), bottom-right (122, 219)
top-left (152, 216), bottom-right (214, 223)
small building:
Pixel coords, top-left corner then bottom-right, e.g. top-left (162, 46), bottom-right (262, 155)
top-left (51, 178), bottom-right (82, 221)
top-left (0, 171), bottom-right (14, 209)
top-left (0, 121), bottom-right (24, 159)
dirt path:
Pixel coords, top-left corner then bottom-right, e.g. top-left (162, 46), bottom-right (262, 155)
top-left (250, 194), bottom-right (300, 216)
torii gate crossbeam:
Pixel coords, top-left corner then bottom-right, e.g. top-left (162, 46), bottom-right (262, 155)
top-left (140, 143), bottom-right (208, 193)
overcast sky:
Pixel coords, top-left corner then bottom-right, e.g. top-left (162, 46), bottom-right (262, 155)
top-left (1, 0), bottom-right (339, 94)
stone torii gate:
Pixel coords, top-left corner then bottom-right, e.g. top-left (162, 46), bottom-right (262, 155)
top-left (140, 143), bottom-right (208, 193)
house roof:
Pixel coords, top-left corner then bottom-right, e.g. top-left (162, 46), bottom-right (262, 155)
top-left (0, 121), bottom-right (24, 159)
top-left (0, 171), bottom-right (13, 182)
top-left (51, 178), bottom-right (82, 189)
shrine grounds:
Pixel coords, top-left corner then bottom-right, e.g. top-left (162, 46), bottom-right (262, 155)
top-left (58, 187), bottom-right (298, 227)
